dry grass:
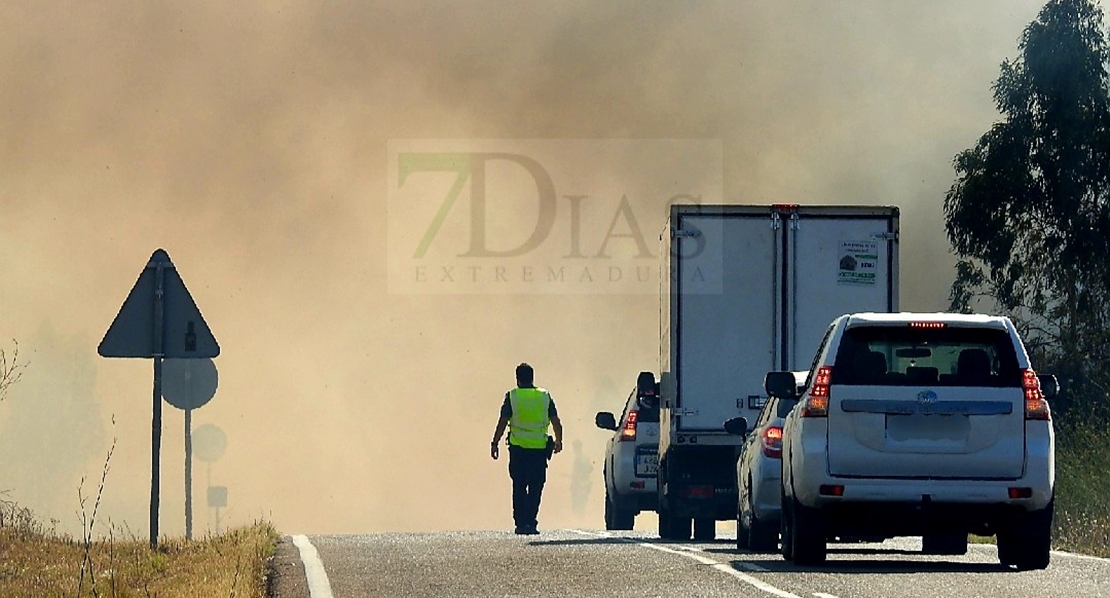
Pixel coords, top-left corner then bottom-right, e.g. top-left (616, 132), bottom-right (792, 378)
top-left (1053, 419), bottom-right (1110, 557)
top-left (967, 422), bottom-right (1110, 556)
top-left (0, 499), bottom-right (279, 598)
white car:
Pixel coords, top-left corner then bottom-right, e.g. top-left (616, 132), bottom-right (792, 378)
top-left (778, 313), bottom-right (1057, 569)
top-left (731, 371), bottom-right (805, 551)
top-left (595, 372), bottom-right (661, 530)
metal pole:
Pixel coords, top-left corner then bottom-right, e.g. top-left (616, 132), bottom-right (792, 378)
top-left (185, 408), bottom-right (193, 541)
top-left (150, 261), bottom-right (165, 550)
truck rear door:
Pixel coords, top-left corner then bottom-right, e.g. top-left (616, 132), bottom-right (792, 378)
top-left (787, 209), bottom-right (898, 370)
top-left (673, 210), bottom-right (776, 432)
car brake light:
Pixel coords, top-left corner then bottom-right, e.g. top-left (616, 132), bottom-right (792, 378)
top-left (1023, 369), bottom-right (1051, 421)
top-left (909, 322), bottom-right (946, 329)
top-left (1008, 487), bottom-right (1033, 499)
top-left (801, 366), bottom-right (832, 417)
top-left (762, 426), bottom-right (784, 458)
top-left (819, 485), bottom-right (845, 497)
top-left (620, 410), bottom-right (639, 441)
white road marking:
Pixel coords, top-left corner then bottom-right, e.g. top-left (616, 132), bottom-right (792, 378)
top-left (568, 530), bottom-right (804, 598)
top-left (814, 593), bottom-right (841, 598)
top-left (292, 534), bottom-right (335, 598)
top-left (730, 559), bottom-right (771, 572)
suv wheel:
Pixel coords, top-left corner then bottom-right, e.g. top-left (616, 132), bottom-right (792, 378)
top-left (604, 491), bottom-right (636, 531)
top-left (735, 507), bottom-right (750, 550)
top-left (998, 499), bottom-right (1053, 570)
top-left (790, 497), bottom-right (826, 565)
top-left (780, 492), bottom-right (794, 560)
top-left (749, 511), bottom-right (778, 553)
top-left (746, 480), bottom-right (777, 552)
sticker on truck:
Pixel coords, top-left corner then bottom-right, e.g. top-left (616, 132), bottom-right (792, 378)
top-left (838, 240), bottom-right (879, 285)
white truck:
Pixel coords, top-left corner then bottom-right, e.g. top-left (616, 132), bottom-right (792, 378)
top-left (655, 204), bottom-right (899, 540)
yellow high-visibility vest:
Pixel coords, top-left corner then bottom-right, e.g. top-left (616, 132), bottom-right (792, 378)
top-left (508, 387), bottom-right (551, 449)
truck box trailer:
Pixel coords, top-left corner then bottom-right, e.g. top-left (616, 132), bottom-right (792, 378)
top-left (655, 204), bottom-right (899, 540)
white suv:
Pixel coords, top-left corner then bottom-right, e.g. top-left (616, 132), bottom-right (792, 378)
top-left (595, 372), bottom-right (661, 530)
top-left (778, 313), bottom-right (1056, 569)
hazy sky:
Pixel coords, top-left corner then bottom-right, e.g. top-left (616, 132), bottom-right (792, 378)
top-left (0, 0), bottom-right (1076, 537)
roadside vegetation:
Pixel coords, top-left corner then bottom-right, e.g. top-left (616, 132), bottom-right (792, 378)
top-left (1053, 419), bottom-right (1110, 556)
top-left (0, 498), bottom-right (278, 598)
top-left (945, 0), bottom-right (1110, 558)
top-left (1, 339), bottom-right (280, 597)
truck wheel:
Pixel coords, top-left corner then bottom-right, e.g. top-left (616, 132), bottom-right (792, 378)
top-left (671, 515), bottom-right (692, 541)
top-left (790, 498), bottom-right (826, 565)
top-left (998, 500), bottom-right (1053, 571)
top-left (659, 508), bottom-right (691, 541)
top-left (604, 491), bottom-right (636, 531)
top-left (661, 509), bottom-right (692, 541)
top-left (693, 517), bottom-right (715, 541)
top-left (749, 511), bottom-right (778, 553)
top-left (922, 532), bottom-right (967, 556)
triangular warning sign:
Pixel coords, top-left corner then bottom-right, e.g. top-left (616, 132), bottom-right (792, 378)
top-left (98, 249), bottom-right (220, 359)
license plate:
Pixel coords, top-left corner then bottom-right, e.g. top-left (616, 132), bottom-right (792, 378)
top-left (635, 453), bottom-right (659, 476)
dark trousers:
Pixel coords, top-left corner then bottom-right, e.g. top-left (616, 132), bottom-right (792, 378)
top-left (508, 445), bottom-right (548, 529)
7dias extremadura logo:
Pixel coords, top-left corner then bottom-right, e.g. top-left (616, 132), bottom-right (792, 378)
top-left (387, 139), bottom-right (722, 294)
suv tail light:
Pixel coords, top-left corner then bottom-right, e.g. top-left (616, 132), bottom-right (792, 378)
top-left (801, 366), bottom-right (832, 417)
top-left (762, 426), bottom-right (784, 458)
top-left (620, 410), bottom-right (639, 441)
top-left (1023, 369), bottom-right (1051, 421)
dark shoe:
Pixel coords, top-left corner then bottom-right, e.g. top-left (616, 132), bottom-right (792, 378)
top-left (525, 526), bottom-right (540, 535)
top-left (514, 526), bottom-right (528, 535)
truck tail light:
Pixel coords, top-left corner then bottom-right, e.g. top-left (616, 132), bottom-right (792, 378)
top-left (679, 485), bottom-right (714, 499)
top-left (762, 426), bottom-right (784, 458)
top-left (801, 366), bottom-right (832, 417)
top-left (620, 410), bottom-right (639, 441)
top-left (1023, 369), bottom-right (1051, 421)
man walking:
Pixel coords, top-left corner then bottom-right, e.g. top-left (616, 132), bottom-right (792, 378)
top-left (491, 363), bottom-right (563, 535)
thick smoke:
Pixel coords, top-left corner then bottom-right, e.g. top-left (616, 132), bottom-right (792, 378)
top-left (0, 0), bottom-right (1060, 536)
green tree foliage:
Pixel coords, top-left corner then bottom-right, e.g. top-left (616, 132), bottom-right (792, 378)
top-left (944, 0), bottom-right (1110, 418)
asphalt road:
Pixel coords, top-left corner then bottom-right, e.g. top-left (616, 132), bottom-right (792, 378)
top-left (267, 530), bottom-right (1110, 598)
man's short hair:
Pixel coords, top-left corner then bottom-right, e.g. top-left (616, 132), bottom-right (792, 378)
top-left (516, 362), bottom-right (534, 386)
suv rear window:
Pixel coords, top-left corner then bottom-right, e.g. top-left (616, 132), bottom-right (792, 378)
top-left (831, 325), bottom-right (1021, 387)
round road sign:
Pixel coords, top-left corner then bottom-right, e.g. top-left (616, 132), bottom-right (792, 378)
top-left (162, 358), bottom-right (218, 410)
